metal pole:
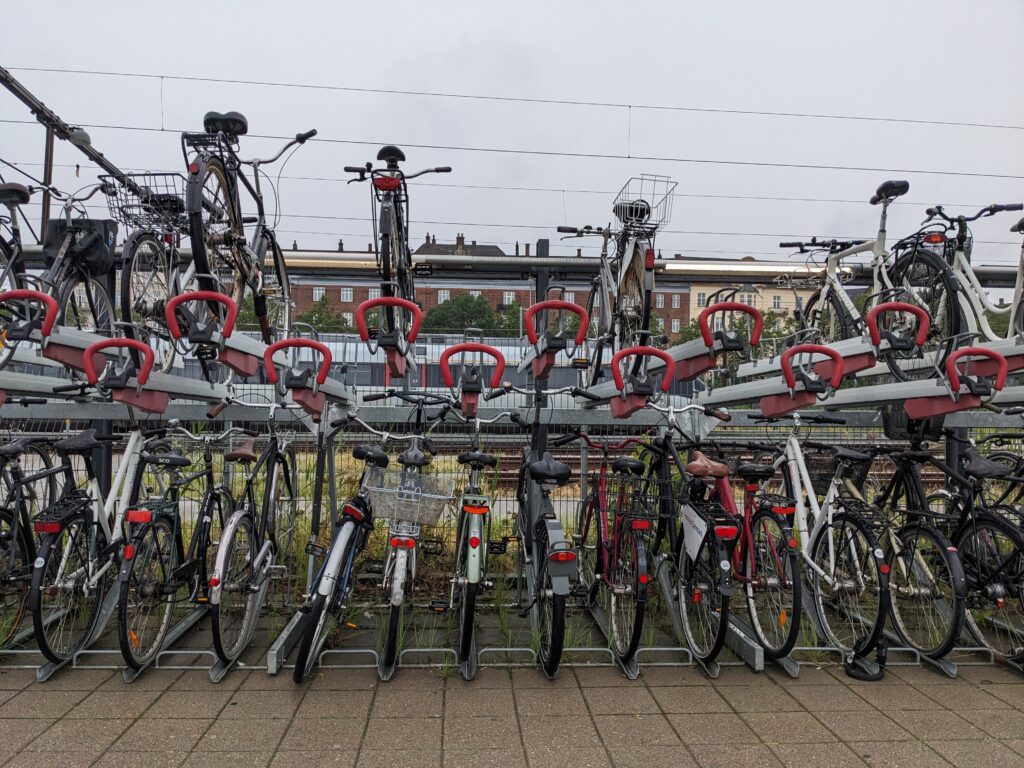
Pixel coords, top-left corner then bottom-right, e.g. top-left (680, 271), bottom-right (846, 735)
top-left (40, 126), bottom-right (54, 235)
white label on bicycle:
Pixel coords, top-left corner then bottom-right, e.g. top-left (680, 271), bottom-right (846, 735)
top-left (874, 548), bottom-right (883, 560)
top-left (680, 503), bottom-right (707, 561)
top-left (33, 557), bottom-right (44, 569)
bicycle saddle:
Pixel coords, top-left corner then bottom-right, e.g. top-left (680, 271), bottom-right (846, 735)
top-left (353, 444), bottom-right (390, 468)
top-left (0, 183), bottom-right (31, 207)
top-left (224, 438), bottom-right (258, 463)
top-left (54, 428), bottom-right (104, 455)
top-left (1011, 216), bottom-right (1024, 234)
top-left (203, 111), bottom-right (248, 137)
top-left (871, 179), bottom-right (909, 204)
top-left (142, 451), bottom-right (192, 468)
top-left (612, 457), bottom-right (645, 476)
top-left (0, 437), bottom-right (32, 457)
top-left (530, 452), bottom-right (571, 485)
top-left (834, 446), bottom-right (871, 463)
top-left (398, 445), bottom-right (431, 468)
top-left (735, 463), bottom-right (775, 482)
top-left (458, 451), bottom-right (498, 469)
top-left (376, 145), bottom-right (406, 165)
top-left (685, 451), bottom-right (729, 478)
top-left (963, 451), bottom-right (1013, 480)
top-left (612, 198), bottom-right (651, 225)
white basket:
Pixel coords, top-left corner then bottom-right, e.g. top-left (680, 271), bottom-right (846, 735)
top-left (612, 174), bottom-right (677, 232)
top-left (364, 469), bottom-right (455, 526)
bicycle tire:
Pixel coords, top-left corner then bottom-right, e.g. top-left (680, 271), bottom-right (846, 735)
top-left (678, 529), bottom-right (730, 664)
top-left (610, 525), bottom-right (645, 664)
top-left (746, 510), bottom-right (802, 659)
top-left (201, 486), bottom-right (233, 596)
top-left (978, 452), bottom-right (1022, 507)
top-left (118, 516), bottom-right (176, 669)
top-left (381, 602), bottom-right (403, 675)
top-left (0, 237), bottom-right (24, 371)
top-left (458, 582), bottom-right (477, 663)
top-left (808, 510), bottom-right (888, 656)
top-left (57, 273), bottom-right (114, 338)
top-left (576, 495), bottom-right (602, 604)
top-left (801, 288), bottom-right (854, 345)
top-left (188, 157), bottom-right (239, 307)
top-left (211, 512), bottom-right (258, 663)
top-left (269, 449), bottom-right (298, 563)
top-left (885, 248), bottom-right (963, 382)
top-left (30, 513), bottom-right (106, 663)
top-left (956, 512), bottom-right (1024, 662)
top-left (380, 545), bottom-right (407, 676)
top-left (293, 592), bottom-right (337, 683)
top-left (617, 243), bottom-right (652, 371)
top-left (887, 522), bottom-right (965, 659)
top-left (0, 509), bottom-right (31, 648)
top-left (582, 284), bottom-right (606, 388)
top-left (120, 232), bottom-right (176, 373)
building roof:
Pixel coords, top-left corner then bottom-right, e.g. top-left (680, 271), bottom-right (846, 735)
top-left (413, 232), bottom-right (506, 259)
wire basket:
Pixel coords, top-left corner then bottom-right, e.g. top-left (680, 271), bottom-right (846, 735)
top-left (607, 472), bottom-right (674, 521)
top-left (612, 174), bottom-right (677, 233)
top-left (99, 173), bottom-right (188, 232)
top-left (803, 452), bottom-right (870, 494)
top-left (364, 468), bottom-right (456, 526)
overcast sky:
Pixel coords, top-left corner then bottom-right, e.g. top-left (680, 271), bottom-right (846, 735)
top-left (3, 1), bottom-right (1023, 266)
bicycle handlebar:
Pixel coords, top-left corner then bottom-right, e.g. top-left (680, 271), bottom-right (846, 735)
top-left (242, 129), bottom-right (317, 166)
top-left (924, 203), bottom-right (1024, 225)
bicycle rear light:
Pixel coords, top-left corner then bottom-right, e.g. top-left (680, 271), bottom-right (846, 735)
top-left (463, 504), bottom-right (488, 515)
top-left (33, 521), bottom-right (61, 534)
top-left (714, 525), bottom-right (739, 540)
top-left (342, 502), bottom-right (364, 522)
top-left (390, 536), bottom-right (416, 549)
top-left (373, 177), bottom-right (402, 192)
top-left (631, 519), bottom-right (652, 530)
top-left (645, 248), bottom-right (656, 269)
top-left (548, 550), bottom-right (576, 563)
top-left (923, 233), bottom-right (946, 244)
top-left (126, 508), bottom-right (153, 524)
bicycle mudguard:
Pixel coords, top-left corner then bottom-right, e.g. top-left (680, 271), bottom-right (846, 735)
top-left (317, 519), bottom-right (357, 598)
top-left (539, 517), bottom-right (574, 595)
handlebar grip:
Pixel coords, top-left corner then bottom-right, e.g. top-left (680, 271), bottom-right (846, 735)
top-left (557, 226), bottom-right (579, 234)
top-left (704, 407), bottom-right (731, 422)
top-left (142, 428), bottom-right (168, 438)
top-left (15, 397), bottom-right (48, 405)
top-left (296, 129), bottom-right (317, 143)
top-left (572, 387), bottom-right (602, 402)
top-left (52, 383), bottom-right (87, 394)
top-left (809, 415), bottom-right (846, 425)
top-left (362, 391), bottom-right (394, 402)
top-left (778, 241), bottom-right (804, 249)
top-left (550, 433), bottom-right (579, 447)
top-left (925, 207), bottom-right (938, 216)
top-left (344, 166), bottom-right (365, 174)
top-left (207, 401), bottom-right (228, 419)
top-left (510, 413), bottom-right (530, 430)
top-left (484, 387), bottom-right (507, 401)
top-left (434, 167), bottom-right (452, 173)
top-left (242, 428), bottom-right (260, 437)
top-left (1008, 204), bottom-right (1024, 211)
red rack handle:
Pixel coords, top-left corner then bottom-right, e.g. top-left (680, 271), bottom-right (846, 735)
top-left (439, 343), bottom-right (506, 388)
top-left (865, 302), bottom-right (930, 348)
top-left (263, 339), bottom-right (333, 385)
top-left (355, 297), bottom-right (423, 343)
top-left (610, 346), bottom-right (676, 393)
top-left (83, 338), bottom-right (155, 386)
top-left (698, 302), bottom-right (765, 348)
top-left (946, 347), bottom-right (1008, 392)
top-left (0, 289), bottom-right (59, 337)
top-left (523, 300), bottom-right (589, 345)
top-left (164, 291), bottom-right (238, 340)
top-left (780, 344), bottom-right (844, 390)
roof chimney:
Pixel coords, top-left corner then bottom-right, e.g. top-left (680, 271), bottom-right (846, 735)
top-left (337, 239), bottom-right (344, 252)
top-left (455, 232), bottom-right (465, 255)
top-left (368, 243), bottom-right (372, 252)
top-left (471, 240), bottom-right (476, 246)
top-left (515, 241), bottom-right (519, 256)
top-left (432, 234), bottom-right (436, 244)
top-left (292, 240), bottom-right (298, 251)
top-left (577, 248), bottom-right (582, 257)
top-left (425, 232), bottom-right (430, 245)
top-left (525, 243), bottom-right (530, 257)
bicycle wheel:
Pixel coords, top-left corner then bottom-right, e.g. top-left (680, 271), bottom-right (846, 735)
top-left (887, 523), bottom-right (965, 659)
top-left (808, 511), bottom-right (888, 656)
top-left (678, 531), bottom-right (730, 664)
top-left (582, 284), bottom-right (607, 388)
top-left (31, 514), bottom-right (105, 663)
top-left (17, 441), bottom-right (59, 517)
top-left (458, 582), bottom-right (477, 664)
top-left (979, 452), bottom-right (1022, 507)
top-left (0, 509), bottom-right (31, 647)
top-left (537, 558), bottom-right (566, 677)
top-left (956, 513), bottom-right (1024, 662)
top-left (263, 234), bottom-right (291, 338)
top-left (202, 486), bottom-right (232, 592)
top-left (609, 523), bottom-right (645, 664)
top-left (802, 289), bottom-right (853, 345)
top-left (58, 274), bottom-right (114, 337)
top-left (617, 243), bottom-right (652, 356)
top-left (575, 495), bottom-right (602, 602)
top-left (0, 238), bottom-right (24, 371)
top-left (121, 232), bottom-right (176, 373)
top-left (380, 547), bottom-right (408, 677)
top-left (118, 517), bottom-right (176, 669)
top-left (293, 592), bottom-right (337, 683)
top-left (746, 510), bottom-right (801, 658)
top-left (211, 512), bottom-right (258, 663)
top-left (269, 449), bottom-right (298, 562)
top-left (886, 249), bottom-right (963, 382)
top-left (188, 157), bottom-right (240, 304)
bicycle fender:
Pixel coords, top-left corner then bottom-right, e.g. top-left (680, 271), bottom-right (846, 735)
top-left (317, 520), bottom-right (356, 598)
top-left (208, 509), bottom-right (250, 606)
top-left (390, 548), bottom-right (408, 607)
top-left (466, 514), bottom-right (484, 585)
top-left (184, 158), bottom-right (209, 214)
top-left (117, 526), bottom-right (150, 584)
top-left (541, 518), bottom-right (575, 586)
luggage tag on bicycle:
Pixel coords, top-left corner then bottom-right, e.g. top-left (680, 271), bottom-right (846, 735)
top-left (680, 503), bottom-right (707, 561)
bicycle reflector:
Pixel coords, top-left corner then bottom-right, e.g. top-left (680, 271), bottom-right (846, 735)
top-left (645, 248), bottom-right (656, 269)
top-left (390, 536), bottom-right (416, 549)
top-left (188, 162), bottom-right (200, 175)
top-left (463, 504), bottom-right (488, 515)
top-left (342, 502), bottom-right (364, 522)
top-left (33, 521), bottom-right (61, 534)
top-left (548, 550), bottom-right (576, 563)
top-left (714, 525), bottom-right (739, 540)
top-left (631, 519), bottom-right (652, 530)
top-left (126, 509), bottom-right (153, 524)
top-left (209, 575), bottom-right (220, 587)
top-left (123, 544), bottom-right (136, 561)
top-left (373, 176), bottom-right (402, 192)
top-left (469, 536), bottom-right (481, 549)
top-left (923, 233), bottom-right (946, 244)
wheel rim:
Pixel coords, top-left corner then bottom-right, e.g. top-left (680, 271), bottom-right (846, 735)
top-left (124, 523), bottom-right (175, 665)
top-left (888, 252), bottom-right (959, 381)
top-left (747, 515), bottom-right (796, 653)
top-left (680, 538), bottom-right (723, 659)
top-left (618, 255), bottom-right (647, 348)
top-left (0, 516), bottom-right (29, 647)
top-left (888, 529), bottom-right (956, 655)
top-left (62, 278), bottom-right (113, 335)
top-left (959, 521), bottom-right (1024, 658)
top-left (610, 528), bottom-right (638, 657)
top-left (38, 521), bottom-right (95, 659)
top-left (217, 517), bottom-right (255, 658)
top-left (125, 238), bottom-right (175, 372)
top-left (272, 457), bottom-right (297, 562)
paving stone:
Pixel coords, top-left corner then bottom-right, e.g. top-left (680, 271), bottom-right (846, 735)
top-left (0, 718), bottom-right (54, 752)
top-left (715, 682), bottom-right (802, 713)
top-left (958, 708), bottom-right (1024, 738)
top-left (526, 746), bottom-right (610, 768)
top-left (4, 752), bottom-right (107, 768)
top-left (30, 668), bottom-right (113, 691)
top-left (238, 671), bottom-right (309, 690)
top-left (443, 715), bottom-right (521, 750)
top-left (169, 670), bottom-right (246, 691)
top-left (221, 689), bottom-right (304, 718)
top-left (514, 686), bottom-right (588, 717)
top-left (688, 743), bottom-right (784, 768)
top-left (977, 683), bottom-right (1024, 709)
top-left (518, 715), bottom-right (602, 748)
top-left (582, 685), bottom-right (658, 715)
top-left (709, 667), bottom-right (777, 686)
top-left (742, 711), bottom-right (837, 743)
top-left (100, 669), bottom-right (184, 691)
top-left (270, 751), bottom-right (358, 768)
top-left (306, 668), bottom-right (379, 690)
top-left (649, 685), bottom-right (731, 714)
top-left (0, 689), bottom-right (89, 719)
top-left (65, 688), bottom-right (162, 718)
top-left (361, 715), bottom-right (442, 751)
top-left (783, 684), bottom-right (874, 712)
top-left (196, 717), bottom-right (289, 751)
top-left (144, 689), bottom-right (234, 719)
top-left (847, 740), bottom-right (953, 768)
top-left (931, 739), bottom-right (1024, 768)
top-left (641, 666), bottom-right (708, 686)
top-left (370, 685), bottom-right (443, 717)
top-left (954, 665), bottom-right (1024, 685)
top-left (574, 666), bottom-right (635, 687)
top-left (445, 668), bottom-right (511, 689)
top-left (667, 713), bottom-right (759, 745)
top-left (814, 710), bottom-right (911, 742)
top-left (94, 751), bottom-right (185, 768)
top-left (510, 667), bottom-right (578, 689)
top-left (850, 682), bottom-right (944, 711)
top-left (593, 713), bottom-right (681, 746)
top-left (887, 710), bottom-right (987, 741)
top-left (356, 749), bottom-right (441, 768)
top-left (444, 684), bottom-right (515, 717)
top-left (0, 668), bottom-right (38, 690)
top-left (278, 717), bottom-right (364, 751)
top-left (765, 667), bottom-right (841, 686)
top-left (373, 668), bottom-right (446, 691)
top-left (295, 688), bottom-right (372, 719)
top-left (444, 747), bottom-right (528, 768)
top-left (607, 745), bottom-right (699, 768)
top-left (24, 718), bottom-right (131, 758)
top-left (180, 751), bottom-right (272, 768)
top-left (769, 742), bottom-right (868, 768)
top-left (113, 717), bottom-right (212, 752)
top-left (886, 666), bottom-right (961, 685)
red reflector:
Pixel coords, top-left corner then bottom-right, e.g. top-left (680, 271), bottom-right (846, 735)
top-left (788, 538), bottom-right (798, 549)
top-left (773, 506), bottom-right (796, 516)
top-left (126, 508), bottom-right (153, 524)
top-left (639, 573), bottom-right (650, 585)
top-left (34, 521), bottom-right (60, 534)
top-left (645, 248), bottom-right (655, 269)
top-left (714, 525), bottom-right (739, 540)
top-left (188, 162), bottom-right (200, 175)
top-left (997, 598), bottom-right (1007, 608)
top-left (879, 563), bottom-right (890, 575)
top-left (390, 536), bottom-right (416, 549)
top-left (549, 550), bottom-right (576, 563)
top-left (342, 503), bottom-right (364, 522)
top-left (123, 544), bottom-right (136, 561)
top-left (209, 575), bottom-right (220, 588)
top-left (746, 484), bottom-right (759, 492)
top-left (924, 233), bottom-right (946, 244)
top-left (164, 233), bottom-right (174, 245)
top-left (631, 519), bottom-right (652, 530)
top-left (463, 505), bottom-right (488, 516)
top-left (469, 536), bottom-right (481, 549)
top-left (373, 176), bottom-right (402, 192)
top-left (692, 588), bottom-right (702, 604)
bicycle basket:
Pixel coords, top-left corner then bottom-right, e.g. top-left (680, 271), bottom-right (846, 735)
top-left (803, 452), bottom-right (840, 493)
top-left (612, 175), bottom-right (677, 232)
top-left (608, 473), bottom-right (670, 521)
top-left (364, 469), bottom-right (456, 526)
top-left (99, 173), bottom-right (188, 232)
top-left (882, 404), bottom-right (943, 442)
top-left (42, 218), bottom-right (118, 276)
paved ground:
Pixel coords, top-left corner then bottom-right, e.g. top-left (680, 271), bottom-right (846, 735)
top-left (1, 662), bottom-right (1024, 768)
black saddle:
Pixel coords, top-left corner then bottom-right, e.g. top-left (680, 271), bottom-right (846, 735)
top-left (54, 428), bottom-right (104, 455)
top-left (612, 457), bottom-right (645, 476)
top-left (871, 179), bottom-right (909, 204)
top-left (0, 183), bottom-right (31, 207)
top-left (530, 452), bottom-right (571, 485)
top-left (353, 444), bottom-right (390, 468)
top-left (203, 111), bottom-right (248, 137)
top-left (736, 463), bottom-right (775, 482)
top-left (963, 451), bottom-right (1012, 480)
top-left (0, 438), bottom-right (31, 457)
top-left (458, 451), bottom-right (497, 469)
top-left (142, 452), bottom-right (191, 469)
top-left (835, 446), bottom-right (872, 463)
top-left (376, 145), bottom-right (406, 166)
top-left (398, 446), bottom-right (431, 468)
top-left (612, 199), bottom-right (651, 226)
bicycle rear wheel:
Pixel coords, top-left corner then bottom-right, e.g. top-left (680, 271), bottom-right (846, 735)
top-left (609, 524), bottom-right (645, 664)
top-left (0, 509), bottom-right (31, 647)
top-left (617, 242), bottom-right (652, 355)
top-left (58, 274), bottom-right (114, 338)
top-left (118, 516), bottom-right (176, 669)
top-left (293, 592), bottom-right (337, 683)
top-left (121, 232), bottom-right (176, 373)
top-left (678, 531), bottom-right (730, 663)
top-left (269, 449), bottom-right (298, 563)
top-left (956, 513), bottom-right (1024, 662)
top-left (188, 157), bottom-right (240, 305)
top-left (746, 510), bottom-right (801, 658)
top-left (211, 513), bottom-right (258, 663)
top-left (0, 238), bottom-right (24, 371)
top-left (887, 523), bottom-right (965, 659)
top-left (802, 289), bottom-right (854, 345)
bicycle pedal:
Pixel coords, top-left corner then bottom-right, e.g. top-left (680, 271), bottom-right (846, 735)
top-left (419, 539), bottom-right (443, 556)
top-left (569, 583), bottom-right (591, 598)
top-left (572, 357), bottom-right (591, 370)
top-left (428, 601), bottom-right (447, 614)
top-left (487, 540), bottom-right (508, 555)
top-left (267, 565), bottom-right (288, 580)
top-left (364, 560), bottom-right (384, 575)
top-left (305, 541), bottom-right (327, 558)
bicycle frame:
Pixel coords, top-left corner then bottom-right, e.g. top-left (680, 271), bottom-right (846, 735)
top-left (949, 237), bottom-right (1024, 341)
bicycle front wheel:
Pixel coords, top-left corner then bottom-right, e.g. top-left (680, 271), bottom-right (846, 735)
top-left (679, 532), bottom-right (730, 664)
top-left (887, 523), bottom-right (965, 659)
top-left (0, 509), bottom-right (31, 648)
top-left (269, 449), bottom-right (299, 563)
top-left (58, 274), bottom-right (114, 338)
top-left (609, 525), bottom-right (645, 664)
top-left (746, 510), bottom-right (801, 659)
top-left (121, 233), bottom-right (176, 373)
top-left (118, 517), bottom-right (176, 669)
top-left (188, 157), bottom-right (240, 303)
top-left (0, 238), bottom-right (25, 371)
top-left (617, 242), bottom-right (652, 355)
top-left (211, 513), bottom-right (258, 663)
top-left (293, 592), bottom-right (337, 683)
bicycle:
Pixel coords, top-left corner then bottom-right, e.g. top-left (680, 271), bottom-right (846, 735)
top-left (557, 174), bottom-right (677, 388)
top-left (0, 181), bottom-right (118, 371)
top-left (183, 112), bottom-right (316, 343)
top-left (116, 421), bottom-right (242, 670)
top-left (344, 148), bottom-right (451, 337)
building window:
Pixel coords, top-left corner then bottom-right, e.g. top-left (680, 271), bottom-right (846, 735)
top-left (656, 293), bottom-right (665, 309)
top-left (470, 290), bottom-right (481, 298)
top-left (342, 312), bottom-right (353, 327)
top-left (743, 292), bottom-right (755, 306)
top-left (503, 291), bottom-right (516, 306)
top-left (671, 319), bottom-right (681, 333)
top-left (564, 291), bottom-right (575, 304)
top-left (437, 289), bottom-right (450, 304)
top-left (368, 287), bottom-right (381, 300)
top-left (340, 287), bottom-right (353, 303)
top-left (312, 286), bottom-right (325, 302)
top-left (672, 294), bottom-right (681, 309)
top-left (772, 295), bottom-right (781, 310)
